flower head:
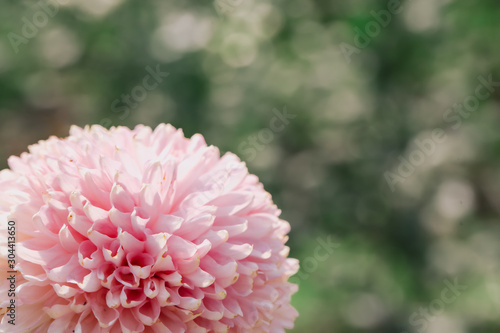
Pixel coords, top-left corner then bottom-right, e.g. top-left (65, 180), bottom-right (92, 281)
top-left (0, 124), bottom-right (298, 332)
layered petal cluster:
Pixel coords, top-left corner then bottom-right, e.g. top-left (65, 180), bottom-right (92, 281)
top-left (0, 124), bottom-right (298, 332)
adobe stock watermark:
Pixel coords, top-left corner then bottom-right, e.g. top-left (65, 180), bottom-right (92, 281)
top-left (2, 220), bottom-right (17, 325)
top-left (100, 65), bottom-right (170, 127)
top-left (238, 106), bottom-right (296, 162)
top-left (156, 105), bottom-right (295, 209)
top-left (191, 162), bottom-right (239, 207)
top-left (289, 235), bottom-right (340, 283)
top-left (339, 0), bottom-right (405, 64)
top-left (7, 0), bottom-right (67, 54)
top-left (385, 74), bottom-right (500, 192)
top-left (402, 278), bottom-right (467, 333)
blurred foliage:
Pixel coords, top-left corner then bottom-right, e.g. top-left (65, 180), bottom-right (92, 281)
top-left (1, 0), bottom-right (500, 332)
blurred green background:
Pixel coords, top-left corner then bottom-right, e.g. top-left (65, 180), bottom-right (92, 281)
top-left (1, 0), bottom-right (500, 332)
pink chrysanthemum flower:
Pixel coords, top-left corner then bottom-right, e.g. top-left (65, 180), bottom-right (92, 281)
top-left (0, 124), bottom-right (298, 332)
